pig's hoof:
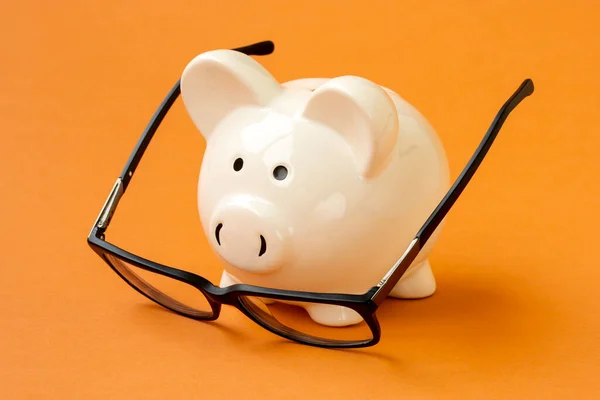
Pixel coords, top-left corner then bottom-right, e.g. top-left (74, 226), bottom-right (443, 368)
top-left (388, 259), bottom-right (436, 299)
top-left (304, 304), bottom-right (364, 327)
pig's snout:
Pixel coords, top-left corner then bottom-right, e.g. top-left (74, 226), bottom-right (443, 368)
top-left (214, 223), bottom-right (267, 257)
top-left (209, 196), bottom-right (287, 274)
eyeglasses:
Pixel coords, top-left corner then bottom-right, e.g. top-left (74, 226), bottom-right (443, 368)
top-left (87, 40), bottom-right (534, 349)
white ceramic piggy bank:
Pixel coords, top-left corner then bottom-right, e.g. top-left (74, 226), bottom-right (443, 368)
top-left (180, 49), bottom-right (450, 327)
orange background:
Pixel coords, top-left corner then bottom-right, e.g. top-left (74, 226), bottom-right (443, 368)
top-left (1, 0), bottom-right (599, 398)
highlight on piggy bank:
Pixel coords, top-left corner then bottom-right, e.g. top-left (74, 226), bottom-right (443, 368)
top-left (180, 48), bottom-right (450, 327)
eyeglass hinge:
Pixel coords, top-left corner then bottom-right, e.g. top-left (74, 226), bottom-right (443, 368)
top-left (96, 178), bottom-right (124, 230)
top-left (371, 238), bottom-right (420, 304)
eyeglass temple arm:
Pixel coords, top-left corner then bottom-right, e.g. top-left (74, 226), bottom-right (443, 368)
top-left (370, 78), bottom-right (535, 305)
top-left (93, 40), bottom-right (275, 233)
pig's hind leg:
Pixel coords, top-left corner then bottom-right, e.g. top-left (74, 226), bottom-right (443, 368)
top-left (388, 259), bottom-right (436, 299)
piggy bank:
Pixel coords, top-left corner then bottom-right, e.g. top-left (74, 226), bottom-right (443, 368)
top-left (180, 49), bottom-right (450, 327)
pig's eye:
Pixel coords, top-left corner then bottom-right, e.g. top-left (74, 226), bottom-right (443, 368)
top-left (233, 158), bottom-right (244, 172)
top-left (272, 165), bottom-right (288, 181)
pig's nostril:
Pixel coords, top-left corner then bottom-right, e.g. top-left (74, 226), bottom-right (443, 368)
top-left (258, 235), bottom-right (267, 257)
top-left (215, 223), bottom-right (223, 245)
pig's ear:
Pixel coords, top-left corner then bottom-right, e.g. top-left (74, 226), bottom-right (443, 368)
top-left (302, 76), bottom-right (398, 179)
top-left (180, 49), bottom-right (281, 138)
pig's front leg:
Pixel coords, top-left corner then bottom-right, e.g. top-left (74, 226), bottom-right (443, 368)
top-left (304, 304), bottom-right (364, 327)
top-left (219, 271), bottom-right (275, 304)
top-left (388, 259), bottom-right (436, 299)
top-left (219, 270), bottom-right (240, 288)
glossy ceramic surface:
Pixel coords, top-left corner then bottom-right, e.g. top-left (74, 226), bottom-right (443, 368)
top-left (180, 49), bottom-right (450, 326)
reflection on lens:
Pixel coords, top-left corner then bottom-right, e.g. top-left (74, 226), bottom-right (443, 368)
top-left (239, 296), bottom-right (373, 345)
top-left (105, 253), bottom-right (212, 318)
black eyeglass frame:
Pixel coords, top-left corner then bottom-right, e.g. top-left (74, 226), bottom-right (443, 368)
top-left (87, 39), bottom-right (534, 349)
